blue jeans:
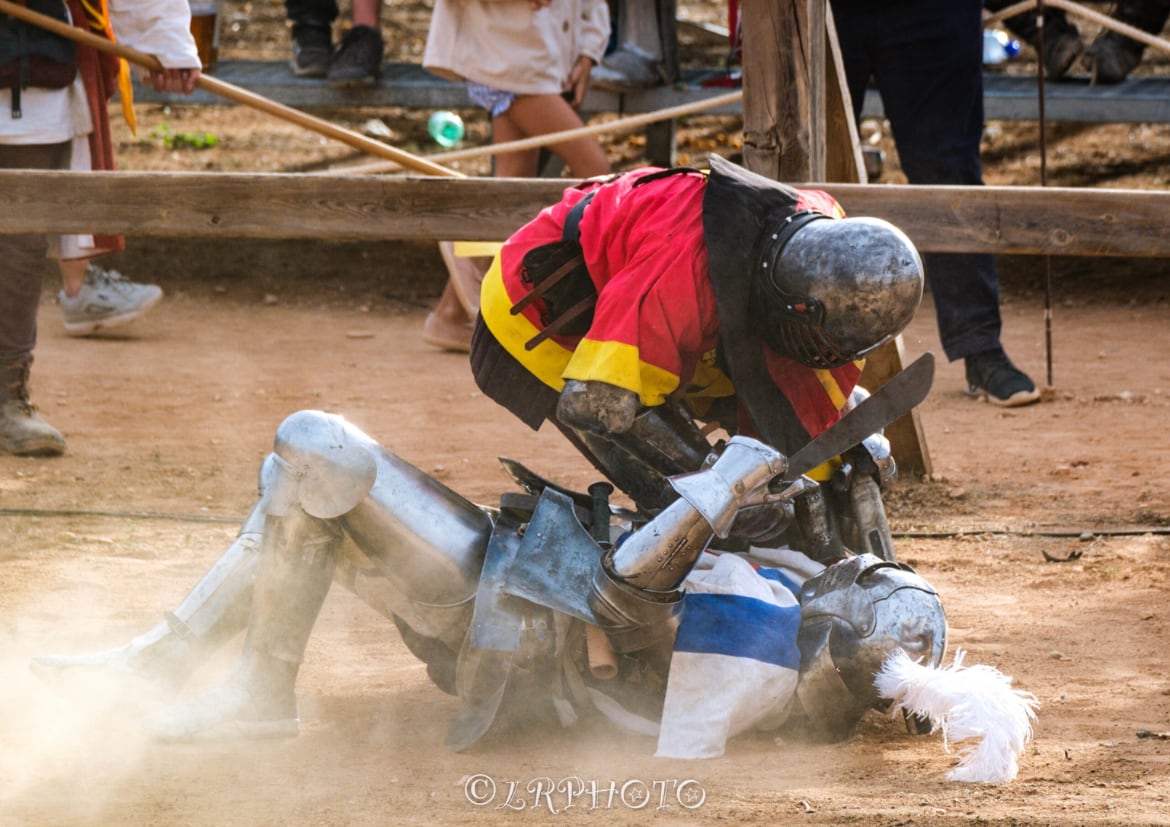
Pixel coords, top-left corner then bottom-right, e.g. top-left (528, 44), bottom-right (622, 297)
top-left (832, 0), bottom-right (1003, 361)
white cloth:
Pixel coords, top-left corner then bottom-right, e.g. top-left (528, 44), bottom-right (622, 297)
top-left (107, 0), bottom-right (200, 70)
top-left (424, 0), bottom-right (610, 95)
top-left (586, 548), bottom-right (824, 759)
top-left (653, 550), bottom-right (817, 758)
top-left (0, 83), bottom-right (88, 143)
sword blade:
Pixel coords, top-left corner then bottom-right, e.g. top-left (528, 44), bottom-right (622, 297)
top-left (785, 352), bottom-right (935, 479)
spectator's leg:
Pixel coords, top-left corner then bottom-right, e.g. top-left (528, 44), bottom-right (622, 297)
top-left (836, 1), bottom-right (1038, 404)
top-left (0, 143), bottom-right (69, 456)
top-left (863, 1), bottom-right (1004, 362)
top-left (500, 94), bottom-right (610, 178)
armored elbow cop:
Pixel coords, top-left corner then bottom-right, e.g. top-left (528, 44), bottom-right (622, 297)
top-left (556, 380), bottom-right (716, 511)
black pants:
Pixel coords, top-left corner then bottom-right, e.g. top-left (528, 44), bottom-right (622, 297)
top-left (284, 0), bottom-right (338, 27)
top-left (832, 0), bottom-right (1003, 362)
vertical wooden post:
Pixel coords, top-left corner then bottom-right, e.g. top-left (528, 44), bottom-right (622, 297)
top-left (860, 338), bottom-right (933, 478)
top-left (807, 0), bottom-right (827, 182)
top-left (738, 0), bottom-right (932, 477)
top-left (740, 0), bottom-right (810, 180)
top-left (823, 11), bottom-right (867, 184)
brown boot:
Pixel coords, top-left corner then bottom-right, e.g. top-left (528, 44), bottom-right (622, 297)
top-left (0, 360), bottom-right (65, 457)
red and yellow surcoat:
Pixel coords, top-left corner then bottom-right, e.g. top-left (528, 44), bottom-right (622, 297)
top-left (479, 168), bottom-right (863, 442)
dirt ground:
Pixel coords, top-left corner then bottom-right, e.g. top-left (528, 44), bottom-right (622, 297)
top-left (4, 2), bottom-right (1170, 825)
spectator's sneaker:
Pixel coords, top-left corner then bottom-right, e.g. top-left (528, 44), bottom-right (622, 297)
top-left (965, 349), bottom-right (1041, 407)
top-left (327, 25), bottom-right (384, 88)
top-left (1044, 29), bottom-right (1085, 79)
top-left (290, 22), bottom-right (333, 78)
top-left (59, 265), bottom-right (163, 337)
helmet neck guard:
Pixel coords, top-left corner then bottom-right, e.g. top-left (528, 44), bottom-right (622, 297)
top-left (701, 153), bottom-right (816, 456)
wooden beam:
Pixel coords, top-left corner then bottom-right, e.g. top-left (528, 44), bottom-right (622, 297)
top-left (5, 171), bottom-right (1169, 256)
top-left (833, 184), bottom-right (1170, 258)
top-left (0, 171), bottom-right (564, 241)
top-left (807, 0), bottom-right (828, 182)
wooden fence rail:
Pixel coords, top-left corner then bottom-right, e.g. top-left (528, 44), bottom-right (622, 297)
top-left (5, 170), bottom-right (1169, 257)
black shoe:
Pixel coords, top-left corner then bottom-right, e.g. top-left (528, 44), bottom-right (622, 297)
top-left (965, 349), bottom-right (1041, 407)
top-left (1044, 29), bottom-right (1085, 80)
top-left (327, 25), bottom-right (384, 88)
top-left (290, 22), bottom-right (333, 78)
top-left (1081, 30), bottom-right (1144, 84)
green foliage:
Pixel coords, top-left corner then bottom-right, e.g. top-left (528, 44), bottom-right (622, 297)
top-left (149, 121), bottom-right (219, 150)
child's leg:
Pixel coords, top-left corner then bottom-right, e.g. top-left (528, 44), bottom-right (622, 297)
top-left (496, 94), bottom-right (611, 178)
top-left (490, 111), bottom-right (543, 178)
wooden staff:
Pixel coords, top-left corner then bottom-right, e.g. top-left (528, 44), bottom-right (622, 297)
top-left (0, 0), bottom-right (463, 178)
top-left (337, 89), bottom-right (746, 176)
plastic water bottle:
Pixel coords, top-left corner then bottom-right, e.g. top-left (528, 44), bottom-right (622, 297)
top-left (983, 29), bottom-right (1021, 65)
top-left (427, 111), bottom-right (465, 148)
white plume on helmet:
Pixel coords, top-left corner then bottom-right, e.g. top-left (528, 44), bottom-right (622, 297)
top-left (875, 648), bottom-right (1039, 783)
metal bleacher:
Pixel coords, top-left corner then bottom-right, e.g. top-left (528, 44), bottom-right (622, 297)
top-left (130, 62), bottom-right (745, 115)
top-left (131, 60), bottom-right (1170, 125)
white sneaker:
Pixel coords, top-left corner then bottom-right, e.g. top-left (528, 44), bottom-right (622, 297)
top-left (59, 265), bottom-right (163, 336)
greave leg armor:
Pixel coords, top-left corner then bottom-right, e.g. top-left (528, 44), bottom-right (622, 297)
top-left (30, 505), bottom-right (266, 688)
top-left (150, 509), bottom-right (342, 741)
top-left (245, 511), bottom-right (341, 665)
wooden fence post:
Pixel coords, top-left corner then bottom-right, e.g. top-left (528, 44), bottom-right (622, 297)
top-left (738, 0), bottom-right (932, 477)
